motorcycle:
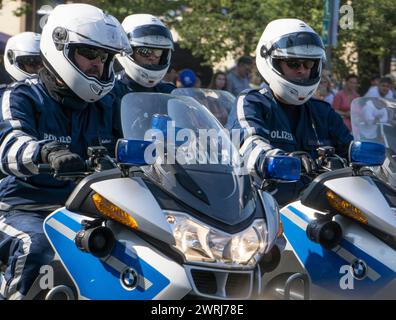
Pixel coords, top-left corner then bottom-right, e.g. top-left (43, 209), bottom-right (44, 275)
top-left (172, 88), bottom-right (235, 126)
top-left (25, 92), bottom-right (300, 300)
top-left (261, 121), bottom-right (396, 298)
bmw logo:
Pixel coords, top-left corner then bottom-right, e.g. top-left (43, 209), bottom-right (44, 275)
top-left (121, 268), bottom-right (138, 290)
top-left (351, 259), bottom-right (368, 280)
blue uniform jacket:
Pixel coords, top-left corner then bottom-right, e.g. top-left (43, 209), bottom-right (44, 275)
top-left (231, 87), bottom-right (353, 176)
top-left (0, 78), bottom-right (119, 212)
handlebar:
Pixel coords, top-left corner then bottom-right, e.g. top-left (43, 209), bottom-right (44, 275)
top-left (37, 163), bottom-right (93, 180)
top-left (37, 153), bottom-right (118, 180)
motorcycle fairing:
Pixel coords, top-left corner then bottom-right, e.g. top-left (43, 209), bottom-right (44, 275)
top-left (44, 208), bottom-right (170, 300)
top-left (281, 202), bottom-right (396, 298)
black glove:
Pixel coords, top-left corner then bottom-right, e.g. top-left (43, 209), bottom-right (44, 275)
top-left (288, 151), bottom-right (317, 175)
top-left (41, 141), bottom-right (85, 173)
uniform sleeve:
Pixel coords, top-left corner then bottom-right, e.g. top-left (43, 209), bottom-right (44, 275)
top-left (232, 90), bottom-right (283, 176)
top-left (327, 104), bottom-right (353, 158)
top-left (0, 87), bottom-right (47, 177)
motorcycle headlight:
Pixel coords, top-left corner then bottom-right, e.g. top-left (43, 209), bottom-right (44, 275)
top-left (166, 212), bottom-right (268, 267)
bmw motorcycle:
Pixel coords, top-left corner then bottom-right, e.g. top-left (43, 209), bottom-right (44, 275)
top-left (261, 110), bottom-right (396, 299)
top-left (26, 93), bottom-right (299, 300)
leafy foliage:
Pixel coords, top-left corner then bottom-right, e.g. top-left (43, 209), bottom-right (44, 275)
top-left (3, 0), bottom-right (396, 90)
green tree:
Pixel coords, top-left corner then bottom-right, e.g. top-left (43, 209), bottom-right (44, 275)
top-left (172, 0), bottom-right (323, 66)
top-left (4, 0), bottom-right (396, 92)
top-left (333, 0), bottom-right (396, 93)
top-left (82, 0), bottom-right (183, 22)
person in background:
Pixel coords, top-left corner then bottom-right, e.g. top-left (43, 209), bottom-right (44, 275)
top-left (3, 32), bottom-right (43, 83)
top-left (332, 74), bottom-right (360, 131)
top-left (365, 75), bottom-right (380, 93)
top-left (226, 56), bottom-right (252, 96)
top-left (162, 63), bottom-right (178, 85)
top-left (359, 99), bottom-right (389, 142)
top-left (384, 73), bottom-right (396, 96)
top-left (314, 73), bottom-right (336, 105)
top-left (194, 76), bottom-right (202, 88)
top-left (115, 14), bottom-right (175, 95)
top-left (364, 76), bottom-right (394, 99)
top-left (209, 71), bottom-right (227, 90)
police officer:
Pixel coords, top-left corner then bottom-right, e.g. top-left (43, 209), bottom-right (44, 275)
top-left (3, 32), bottom-right (42, 83)
top-left (231, 19), bottom-right (353, 205)
top-left (0, 3), bottom-right (130, 299)
top-left (114, 13), bottom-right (175, 96)
top-left (1, 32), bottom-right (42, 96)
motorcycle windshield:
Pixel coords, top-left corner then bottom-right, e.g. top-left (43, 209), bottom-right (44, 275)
top-left (120, 92), bottom-right (255, 226)
top-left (172, 88), bottom-right (235, 126)
top-left (351, 97), bottom-right (396, 188)
top-left (351, 97), bottom-right (396, 152)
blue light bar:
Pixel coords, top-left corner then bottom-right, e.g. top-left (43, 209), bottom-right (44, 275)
top-left (151, 114), bottom-right (171, 137)
top-left (350, 141), bottom-right (385, 166)
top-left (263, 156), bottom-right (301, 181)
top-left (116, 139), bottom-right (155, 166)
top-left (151, 114), bottom-right (184, 146)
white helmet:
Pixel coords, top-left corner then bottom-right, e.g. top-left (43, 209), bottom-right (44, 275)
top-left (256, 19), bottom-right (326, 105)
top-left (117, 14), bottom-right (174, 87)
top-left (4, 32), bottom-right (42, 81)
top-left (40, 3), bottom-right (131, 102)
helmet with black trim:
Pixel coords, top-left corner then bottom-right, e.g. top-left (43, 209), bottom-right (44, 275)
top-left (117, 14), bottom-right (174, 87)
top-left (4, 32), bottom-right (42, 81)
top-left (256, 19), bottom-right (326, 105)
top-left (40, 3), bottom-right (131, 102)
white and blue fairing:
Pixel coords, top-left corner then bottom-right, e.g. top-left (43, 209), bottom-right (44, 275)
top-left (44, 208), bottom-right (191, 300)
top-left (281, 202), bottom-right (396, 299)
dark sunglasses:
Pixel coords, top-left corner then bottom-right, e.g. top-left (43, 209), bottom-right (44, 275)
top-left (134, 47), bottom-right (163, 59)
top-left (76, 46), bottom-right (109, 63)
top-left (282, 59), bottom-right (316, 70)
top-left (16, 55), bottom-right (43, 68)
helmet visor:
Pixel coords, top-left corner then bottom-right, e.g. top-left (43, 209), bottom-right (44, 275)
top-left (16, 55), bottom-right (43, 73)
top-left (268, 32), bottom-right (325, 59)
top-left (128, 24), bottom-right (173, 49)
top-left (66, 16), bottom-right (131, 54)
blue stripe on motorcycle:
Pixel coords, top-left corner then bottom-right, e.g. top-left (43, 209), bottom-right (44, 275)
top-left (282, 206), bottom-right (396, 298)
top-left (287, 205), bottom-right (313, 223)
top-left (48, 209), bottom-right (83, 233)
top-left (44, 209), bottom-right (170, 300)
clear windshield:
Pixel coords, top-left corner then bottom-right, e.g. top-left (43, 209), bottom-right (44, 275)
top-left (120, 92), bottom-right (241, 169)
top-left (120, 93), bottom-right (255, 226)
top-left (172, 88), bottom-right (235, 126)
top-left (351, 97), bottom-right (396, 153)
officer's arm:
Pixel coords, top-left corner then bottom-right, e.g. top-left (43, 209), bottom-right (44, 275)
top-left (327, 106), bottom-right (353, 159)
top-left (0, 88), bottom-right (46, 177)
top-left (233, 91), bottom-right (283, 177)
